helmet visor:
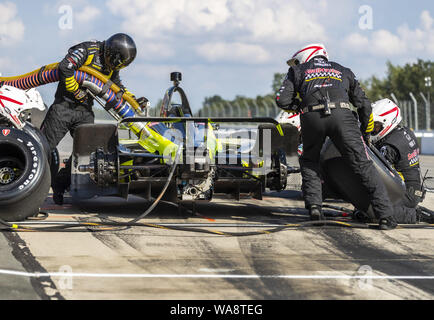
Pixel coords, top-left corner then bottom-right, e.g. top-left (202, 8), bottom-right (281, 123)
top-left (371, 121), bottom-right (384, 136)
top-left (287, 58), bottom-right (300, 67)
top-left (106, 53), bottom-right (133, 71)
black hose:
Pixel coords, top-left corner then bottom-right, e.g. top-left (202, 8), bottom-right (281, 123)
top-left (419, 205), bottom-right (434, 215)
top-left (1, 143), bottom-right (433, 233)
top-left (124, 143), bottom-right (183, 225)
top-left (1, 214), bottom-right (433, 234)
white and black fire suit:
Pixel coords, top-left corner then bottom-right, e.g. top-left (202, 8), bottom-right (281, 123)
top-left (375, 126), bottom-right (424, 223)
top-left (276, 56), bottom-right (394, 220)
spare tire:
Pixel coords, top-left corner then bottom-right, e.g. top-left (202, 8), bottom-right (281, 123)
top-left (257, 123), bottom-right (299, 157)
top-left (320, 138), bottom-right (405, 221)
top-left (0, 127), bottom-right (50, 221)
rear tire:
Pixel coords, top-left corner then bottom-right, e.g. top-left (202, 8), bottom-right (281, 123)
top-left (0, 127), bottom-right (51, 221)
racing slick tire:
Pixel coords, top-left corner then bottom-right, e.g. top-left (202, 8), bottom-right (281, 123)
top-left (0, 127), bottom-right (51, 221)
top-left (22, 122), bottom-right (52, 160)
top-left (257, 123), bottom-right (299, 156)
top-left (320, 138), bottom-right (405, 221)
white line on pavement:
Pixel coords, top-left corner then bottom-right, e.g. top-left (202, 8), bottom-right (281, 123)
top-left (0, 269), bottom-right (433, 280)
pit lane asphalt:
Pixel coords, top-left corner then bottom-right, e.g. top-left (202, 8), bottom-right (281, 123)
top-left (0, 154), bottom-right (433, 300)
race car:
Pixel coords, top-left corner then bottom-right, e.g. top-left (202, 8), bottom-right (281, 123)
top-left (70, 72), bottom-right (295, 206)
top-left (0, 64), bottom-right (299, 220)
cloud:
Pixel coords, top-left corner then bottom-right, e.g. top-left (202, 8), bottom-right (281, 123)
top-left (75, 5), bottom-right (101, 24)
top-left (0, 57), bottom-right (11, 73)
top-left (0, 2), bottom-right (25, 46)
top-left (344, 10), bottom-right (434, 56)
top-left (371, 30), bottom-right (406, 55)
top-left (421, 10), bottom-right (433, 30)
top-left (227, 0), bottom-right (327, 43)
top-left (107, 0), bottom-right (326, 41)
top-left (396, 10), bottom-right (434, 55)
top-left (106, 0), bottom-right (327, 63)
top-left (196, 42), bottom-right (270, 64)
top-left (133, 40), bottom-right (175, 61)
top-left (106, 0), bottom-right (231, 38)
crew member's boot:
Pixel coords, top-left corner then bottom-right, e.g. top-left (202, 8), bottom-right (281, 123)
top-left (379, 216), bottom-right (397, 230)
top-left (52, 179), bottom-right (65, 205)
top-left (52, 157), bottom-right (72, 205)
top-left (416, 207), bottom-right (434, 224)
top-left (309, 205), bottom-right (324, 221)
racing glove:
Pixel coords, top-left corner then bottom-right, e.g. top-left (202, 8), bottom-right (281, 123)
top-left (363, 133), bottom-right (371, 145)
top-left (364, 113), bottom-right (375, 134)
top-left (358, 111), bottom-right (374, 134)
top-left (361, 113), bottom-right (374, 145)
top-left (73, 89), bottom-right (88, 103)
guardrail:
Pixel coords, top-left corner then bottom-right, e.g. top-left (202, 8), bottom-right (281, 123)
top-left (415, 131), bottom-right (434, 155)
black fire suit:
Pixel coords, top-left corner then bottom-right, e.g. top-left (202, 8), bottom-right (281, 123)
top-left (40, 40), bottom-right (133, 195)
top-left (375, 126), bottom-right (424, 223)
top-left (276, 57), bottom-right (394, 220)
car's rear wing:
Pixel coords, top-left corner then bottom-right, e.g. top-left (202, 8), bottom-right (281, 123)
top-left (120, 117), bottom-right (284, 136)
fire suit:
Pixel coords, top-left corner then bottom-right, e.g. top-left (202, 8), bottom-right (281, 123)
top-left (375, 126), bottom-right (424, 223)
top-left (276, 56), bottom-right (394, 221)
top-left (40, 40), bottom-right (134, 197)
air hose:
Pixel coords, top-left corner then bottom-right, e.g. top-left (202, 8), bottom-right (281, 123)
top-left (0, 63), bottom-right (140, 111)
top-left (0, 63), bottom-right (148, 136)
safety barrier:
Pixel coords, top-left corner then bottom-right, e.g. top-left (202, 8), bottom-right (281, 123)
top-left (415, 131), bottom-right (434, 155)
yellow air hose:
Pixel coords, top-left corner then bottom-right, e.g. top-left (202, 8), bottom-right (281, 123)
top-left (0, 63), bottom-right (140, 112)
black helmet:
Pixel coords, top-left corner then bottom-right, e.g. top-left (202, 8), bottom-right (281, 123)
top-left (104, 33), bottom-right (137, 71)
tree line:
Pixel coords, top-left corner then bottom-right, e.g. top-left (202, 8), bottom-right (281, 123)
top-left (198, 59), bottom-right (433, 115)
top-left (90, 59), bottom-right (432, 119)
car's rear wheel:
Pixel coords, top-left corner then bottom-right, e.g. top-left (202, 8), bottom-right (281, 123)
top-left (0, 127), bottom-right (50, 221)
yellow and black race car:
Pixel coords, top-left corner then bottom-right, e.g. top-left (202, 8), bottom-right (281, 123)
top-left (68, 71), bottom-right (294, 207)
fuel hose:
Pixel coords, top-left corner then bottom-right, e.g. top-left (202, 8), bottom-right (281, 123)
top-left (0, 63), bottom-right (140, 112)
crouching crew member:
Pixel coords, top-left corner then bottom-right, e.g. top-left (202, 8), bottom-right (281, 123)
top-left (371, 98), bottom-right (432, 223)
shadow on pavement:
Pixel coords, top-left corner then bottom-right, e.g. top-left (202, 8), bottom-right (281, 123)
top-left (40, 189), bottom-right (355, 227)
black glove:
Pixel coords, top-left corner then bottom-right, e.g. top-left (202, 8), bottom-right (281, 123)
top-left (282, 96), bottom-right (301, 113)
top-left (363, 133), bottom-right (371, 146)
top-left (136, 97), bottom-right (150, 110)
top-left (73, 89), bottom-right (88, 103)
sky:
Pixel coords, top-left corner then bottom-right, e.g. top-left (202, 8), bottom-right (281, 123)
top-left (0, 0), bottom-right (433, 112)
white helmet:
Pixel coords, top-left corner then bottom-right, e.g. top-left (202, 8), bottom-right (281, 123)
top-left (275, 110), bottom-right (301, 131)
top-left (371, 98), bottom-right (402, 143)
top-left (287, 43), bottom-right (329, 66)
top-left (285, 112), bottom-right (301, 131)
